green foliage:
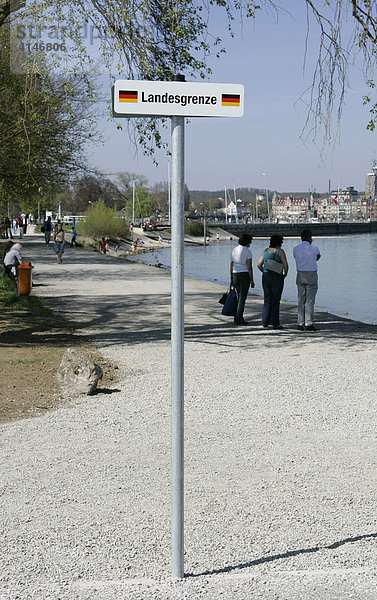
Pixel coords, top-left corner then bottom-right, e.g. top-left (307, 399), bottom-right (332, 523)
top-left (184, 220), bottom-right (204, 236)
top-left (4, 0), bottom-right (260, 157)
top-left (0, 29), bottom-right (97, 213)
top-left (80, 199), bottom-right (130, 239)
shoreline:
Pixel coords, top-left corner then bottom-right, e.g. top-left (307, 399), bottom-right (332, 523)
top-left (1, 230), bottom-right (374, 326)
top-left (125, 243), bottom-right (376, 328)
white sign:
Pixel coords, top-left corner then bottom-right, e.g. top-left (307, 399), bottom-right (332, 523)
top-left (112, 80), bottom-right (244, 117)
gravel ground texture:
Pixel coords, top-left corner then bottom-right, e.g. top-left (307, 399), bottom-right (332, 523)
top-left (1, 237), bottom-right (377, 600)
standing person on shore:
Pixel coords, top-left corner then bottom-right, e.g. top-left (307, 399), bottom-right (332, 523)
top-left (44, 216), bottom-right (52, 245)
top-left (257, 234), bottom-right (288, 330)
top-left (53, 222), bottom-right (65, 264)
top-left (230, 233), bottom-right (255, 326)
top-left (293, 229), bottom-right (321, 331)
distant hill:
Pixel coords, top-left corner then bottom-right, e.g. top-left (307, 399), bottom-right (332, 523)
top-left (189, 187), bottom-right (268, 203)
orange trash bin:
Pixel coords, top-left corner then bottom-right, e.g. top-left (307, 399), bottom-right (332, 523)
top-left (18, 262), bottom-right (34, 296)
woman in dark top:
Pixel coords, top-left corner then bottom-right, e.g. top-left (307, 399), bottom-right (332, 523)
top-left (44, 216), bottom-right (52, 245)
top-left (257, 234), bottom-right (288, 330)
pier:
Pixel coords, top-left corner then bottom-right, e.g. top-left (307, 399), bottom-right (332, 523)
top-left (220, 221), bottom-right (377, 237)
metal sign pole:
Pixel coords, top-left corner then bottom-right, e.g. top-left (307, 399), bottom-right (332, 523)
top-left (111, 76), bottom-right (243, 582)
top-left (132, 182), bottom-right (135, 225)
top-left (171, 114), bottom-right (185, 580)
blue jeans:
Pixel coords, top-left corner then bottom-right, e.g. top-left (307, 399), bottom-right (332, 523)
top-left (262, 271), bottom-right (284, 327)
top-left (233, 272), bottom-right (251, 324)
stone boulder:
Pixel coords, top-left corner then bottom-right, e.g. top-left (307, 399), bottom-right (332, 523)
top-left (56, 348), bottom-right (103, 396)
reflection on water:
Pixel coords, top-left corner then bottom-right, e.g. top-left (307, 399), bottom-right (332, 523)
top-left (132, 234), bottom-right (377, 325)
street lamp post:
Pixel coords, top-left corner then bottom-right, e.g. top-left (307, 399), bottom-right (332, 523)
top-left (263, 172), bottom-right (270, 222)
top-left (200, 203), bottom-right (207, 247)
top-left (224, 186), bottom-right (228, 224)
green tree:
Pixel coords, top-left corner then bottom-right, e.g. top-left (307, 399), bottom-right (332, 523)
top-left (0, 36), bottom-right (96, 214)
top-left (124, 187), bottom-right (159, 219)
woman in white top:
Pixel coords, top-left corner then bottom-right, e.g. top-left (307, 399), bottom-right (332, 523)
top-left (230, 233), bottom-right (255, 325)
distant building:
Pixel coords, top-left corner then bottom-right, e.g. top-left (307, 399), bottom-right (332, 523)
top-left (272, 187), bottom-right (366, 221)
top-left (271, 194), bottom-right (308, 221)
top-left (365, 160), bottom-right (377, 200)
top-left (224, 200), bottom-right (238, 216)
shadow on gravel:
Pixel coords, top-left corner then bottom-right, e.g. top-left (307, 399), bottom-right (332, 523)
top-left (41, 292), bottom-right (377, 350)
top-left (21, 239), bottom-right (377, 348)
top-left (186, 531), bottom-right (377, 578)
top-left (90, 387), bottom-right (122, 395)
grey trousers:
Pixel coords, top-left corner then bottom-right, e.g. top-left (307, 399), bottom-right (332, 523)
top-left (296, 271), bottom-right (318, 326)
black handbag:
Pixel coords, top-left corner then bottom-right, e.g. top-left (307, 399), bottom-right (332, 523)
top-left (221, 286), bottom-right (238, 316)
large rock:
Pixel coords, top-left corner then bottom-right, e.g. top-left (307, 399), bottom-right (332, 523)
top-left (56, 348), bottom-right (103, 396)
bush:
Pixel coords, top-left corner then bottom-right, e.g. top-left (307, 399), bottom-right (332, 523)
top-left (80, 200), bottom-right (130, 240)
top-left (184, 220), bottom-right (204, 236)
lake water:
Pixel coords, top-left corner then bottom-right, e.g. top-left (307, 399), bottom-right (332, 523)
top-left (132, 234), bottom-right (377, 325)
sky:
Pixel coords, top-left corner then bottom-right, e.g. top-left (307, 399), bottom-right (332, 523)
top-left (86, 1), bottom-right (377, 194)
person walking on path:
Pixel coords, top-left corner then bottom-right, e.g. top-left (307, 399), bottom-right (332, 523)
top-left (18, 216), bottom-right (24, 238)
top-left (257, 234), bottom-right (288, 330)
top-left (293, 229), bottom-right (321, 331)
top-left (22, 214), bottom-right (27, 236)
top-left (70, 226), bottom-right (78, 247)
top-left (53, 222), bottom-right (65, 264)
top-left (230, 233), bottom-right (255, 326)
top-left (43, 216), bottom-right (52, 245)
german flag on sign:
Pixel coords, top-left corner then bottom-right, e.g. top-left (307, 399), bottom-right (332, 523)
top-left (222, 93), bottom-right (240, 107)
top-left (119, 90), bottom-right (138, 103)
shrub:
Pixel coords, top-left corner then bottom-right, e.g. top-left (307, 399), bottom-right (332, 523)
top-left (80, 200), bottom-right (130, 240)
top-left (184, 220), bottom-right (204, 236)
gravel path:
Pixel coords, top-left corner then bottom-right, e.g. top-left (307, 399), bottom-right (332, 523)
top-left (1, 237), bottom-right (377, 599)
